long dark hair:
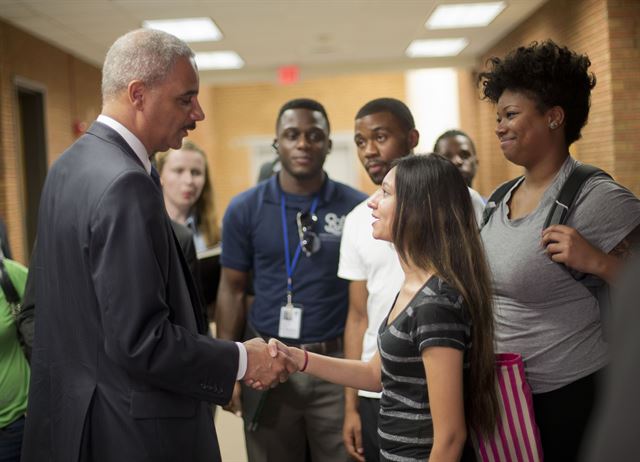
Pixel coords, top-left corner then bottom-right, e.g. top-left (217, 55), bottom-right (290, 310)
top-left (392, 154), bottom-right (498, 435)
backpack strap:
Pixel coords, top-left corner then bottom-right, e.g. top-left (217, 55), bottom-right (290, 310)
top-left (542, 163), bottom-right (613, 334)
top-left (543, 163), bottom-right (610, 228)
top-left (481, 177), bottom-right (522, 228)
top-left (0, 258), bottom-right (21, 305)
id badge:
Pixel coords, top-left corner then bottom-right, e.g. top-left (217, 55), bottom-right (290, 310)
top-left (278, 303), bottom-right (303, 339)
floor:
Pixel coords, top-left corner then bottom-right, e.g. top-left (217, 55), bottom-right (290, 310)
top-left (215, 405), bottom-right (248, 462)
top-left (210, 321), bottom-right (248, 462)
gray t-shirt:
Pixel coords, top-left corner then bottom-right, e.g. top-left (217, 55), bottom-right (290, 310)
top-left (481, 156), bottom-right (640, 393)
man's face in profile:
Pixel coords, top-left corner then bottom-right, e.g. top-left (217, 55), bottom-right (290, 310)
top-left (143, 57), bottom-right (205, 154)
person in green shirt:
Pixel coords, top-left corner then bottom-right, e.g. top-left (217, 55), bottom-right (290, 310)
top-left (0, 258), bottom-right (29, 462)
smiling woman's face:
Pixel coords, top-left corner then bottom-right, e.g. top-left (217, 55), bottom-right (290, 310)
top-left (495, 89), bottom-right (555, 168)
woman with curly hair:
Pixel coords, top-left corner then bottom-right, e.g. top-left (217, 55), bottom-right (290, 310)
top-left (156, 140), bottom-right (221, 252)
top-left (478, 40), bottom-right (640, 460)
top-left (266, 155), bottom-right (499, 462)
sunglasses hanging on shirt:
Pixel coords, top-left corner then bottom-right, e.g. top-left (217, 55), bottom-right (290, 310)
top-left (296, 211), bottom-right (321, 257)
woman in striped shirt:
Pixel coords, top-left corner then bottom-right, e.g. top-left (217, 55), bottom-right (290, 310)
top-left (267, 154), bottom-right (498, 461)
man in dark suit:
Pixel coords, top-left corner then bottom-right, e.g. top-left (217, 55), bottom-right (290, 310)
top-left (21, 28), bottom-right (294, 462)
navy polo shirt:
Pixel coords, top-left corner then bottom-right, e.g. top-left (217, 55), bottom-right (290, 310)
top-left (221, 173), bottom-right (366, 343)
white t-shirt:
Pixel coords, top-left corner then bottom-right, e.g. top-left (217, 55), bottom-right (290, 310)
top-left (338, 189), bottom-right (485, 399)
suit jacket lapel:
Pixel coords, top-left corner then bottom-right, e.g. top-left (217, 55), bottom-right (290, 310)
top-left (170, 230), bottom-right (208, 334)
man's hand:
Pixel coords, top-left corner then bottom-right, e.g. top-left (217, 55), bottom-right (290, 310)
top-left (242, 337), bottom-right (297, 390)
top-left (342, 405), bottom-right (365, 462)
top-left (341, 280), bottom-right (368, 461)
top-left (222, 382), bottom-right (243, 416)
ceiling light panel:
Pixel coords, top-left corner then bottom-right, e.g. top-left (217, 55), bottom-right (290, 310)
top-left (426, 2), bottom-right (506, 29)
top-left (142, 17), bottom-right (222, 42)
top-left (195, 51), bottom-right (244, 70)
top-left (406, 38), bottom-right (469, 58)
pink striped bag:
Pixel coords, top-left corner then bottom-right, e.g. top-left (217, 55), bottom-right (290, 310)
top-left (471, 353), bottom-right (544, 462)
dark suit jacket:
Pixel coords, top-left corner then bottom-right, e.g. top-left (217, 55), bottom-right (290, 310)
top-left (22, 122), bottom-right (238, 462)
top-left (170, 220), bottom-right (208, 330)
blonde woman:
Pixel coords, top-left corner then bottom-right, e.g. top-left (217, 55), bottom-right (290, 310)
top-left (156, 140), bottom-right (222, 324)
top-left (156, 140), bottom-right (220, 252)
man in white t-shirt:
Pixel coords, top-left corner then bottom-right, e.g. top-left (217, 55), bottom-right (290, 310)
top-left (339, 100), bottom-right (485, 461)
top-left (339, 98), bottom-right (417, 461)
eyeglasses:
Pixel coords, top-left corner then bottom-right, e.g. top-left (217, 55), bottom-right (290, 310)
top-left (296, 211), bottom-right (321, 257)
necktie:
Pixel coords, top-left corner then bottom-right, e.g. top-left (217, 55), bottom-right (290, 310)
top-left (150, 165), bottom-right (162, 189)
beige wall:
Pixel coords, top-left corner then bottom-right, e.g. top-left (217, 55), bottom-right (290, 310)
top-left (608, 0), bottom-right (640, 195)
top-left (188, 73), bottom-right (406, 219)
top-left (458, 0), bottom-right (640, 198)
top-left (0, 19), bottom-right (101, 263)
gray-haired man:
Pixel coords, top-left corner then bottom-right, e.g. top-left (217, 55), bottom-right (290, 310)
top-left (21, 29), bottom-right (294, 462)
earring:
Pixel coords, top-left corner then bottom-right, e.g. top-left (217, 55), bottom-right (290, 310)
top-left (549, 121), bottom-right (559, 129)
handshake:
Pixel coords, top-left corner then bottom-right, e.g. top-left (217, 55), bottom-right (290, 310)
top-left (224, 339), bottom-right (308, 416)
top-left (241, 338), bottom-right (305, 390)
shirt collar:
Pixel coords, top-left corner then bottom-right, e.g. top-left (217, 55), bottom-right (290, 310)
top-left (185, 214), bottom-right (197, 231)
top-left (265, 171), bottom-right (336, 205)
top-left (97, 114), bottom-right (151, 174)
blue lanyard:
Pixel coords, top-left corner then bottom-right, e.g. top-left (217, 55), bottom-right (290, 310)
top-left (280, 194), bottom-right (319, 303)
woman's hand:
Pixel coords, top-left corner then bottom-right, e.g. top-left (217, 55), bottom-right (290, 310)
top-left (267, 338), bottom-right (306, 371)
top-left (541, 224), bottom-right (620, 283)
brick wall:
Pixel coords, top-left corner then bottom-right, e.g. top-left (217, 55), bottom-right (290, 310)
top-left (0, 20), bottom-right (101, 263)
top-left (608, 0), bottom-right (640, 194)
top-left (459, 0), bottom-right (639, 198)
top-left (189, 73), bottom-right (406, 217)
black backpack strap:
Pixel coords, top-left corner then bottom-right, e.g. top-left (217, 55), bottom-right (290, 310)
top-left (0, 258), bottom-right (21, 305)
top-left (542, 163), bottom-right (613, 334)
top-left (481, 177), bottom-right (522, 228)
top-left (543, 164), bottom-right (611, 228)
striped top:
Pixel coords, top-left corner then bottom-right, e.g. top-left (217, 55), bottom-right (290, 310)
top-left (377, 275), bottom-right (471, 462)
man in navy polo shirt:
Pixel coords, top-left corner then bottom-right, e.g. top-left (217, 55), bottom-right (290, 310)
top-left (217, 98), bottom-right (366, 462)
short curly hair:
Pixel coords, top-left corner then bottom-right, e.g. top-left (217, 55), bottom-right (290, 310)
top-left (478, 40), bottom-right (596, 146)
